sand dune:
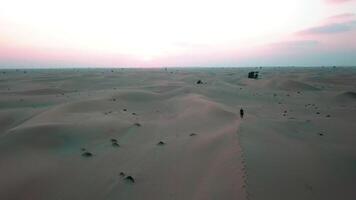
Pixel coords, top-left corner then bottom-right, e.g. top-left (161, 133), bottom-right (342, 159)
top-left (10, 88), bottom-right (73, 96)
top-left (0, 67), bottom-right (356, 200)
top-left (271, 79), bottom-right (320, 91)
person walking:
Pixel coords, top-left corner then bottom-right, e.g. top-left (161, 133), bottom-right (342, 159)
top-left (240, 108), bottom-right (244, 119)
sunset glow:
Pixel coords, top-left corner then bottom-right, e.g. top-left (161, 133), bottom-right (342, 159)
top-left (0, 0), bottom-right (355, 67)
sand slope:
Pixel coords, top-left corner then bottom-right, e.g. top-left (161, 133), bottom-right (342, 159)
top-left (0, 67), bottom-right (356, 200)
top-left (0, 69), bottom-right (246, 200)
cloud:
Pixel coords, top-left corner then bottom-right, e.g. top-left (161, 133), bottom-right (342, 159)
top-left (270, 40), bottom-right (319, 48)
top-left (325, 0), bottom-right (354, 4)
top-left (299, 20), bottom-right (356, 35)
top-left (260, 40), bottom-right (320, 58)
top-left (328, 13), bottom-right (355, 20)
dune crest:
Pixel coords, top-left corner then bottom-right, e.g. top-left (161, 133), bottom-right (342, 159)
top-left (271, 79), bottom-right (320, 91)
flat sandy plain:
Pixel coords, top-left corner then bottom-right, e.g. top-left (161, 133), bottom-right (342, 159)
top-left (0, 67), bottom-right (355, 200)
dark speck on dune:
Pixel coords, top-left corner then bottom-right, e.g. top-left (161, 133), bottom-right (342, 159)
top-left (124, 176), bottom-right (135, 183)
top-left (112, 142), bottom-right (120, 147)
top-left (157, 141), bottom-right (165, 145)
top-left (110, 138), bottom-right (120, 147)
top-left (82, 152), bottom-right (93, 157)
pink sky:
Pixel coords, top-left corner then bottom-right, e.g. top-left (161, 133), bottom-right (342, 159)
top-left (0, 0), bottom-right (355, 68)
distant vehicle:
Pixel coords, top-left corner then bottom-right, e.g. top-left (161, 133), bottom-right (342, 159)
top-left (248, 71), bottom-right (259, 79)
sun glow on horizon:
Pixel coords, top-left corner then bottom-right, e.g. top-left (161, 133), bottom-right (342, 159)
top-left (1, 0), bottom-right (355, 67)
top-left (0, 0), bottom-right (327, 60)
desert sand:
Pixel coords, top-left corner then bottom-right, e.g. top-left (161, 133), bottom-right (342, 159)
top-left (0, 67), bottom-right (355, 200)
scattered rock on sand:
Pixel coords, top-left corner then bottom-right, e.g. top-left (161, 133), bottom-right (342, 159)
top-left (335, 91), bottom-right (356, 102)
top-left (196, 80), bottom-right (203, 84)
top-left (190, 133), bottom-right (197, 136)
top-left (82, 152), bottom-right (93, 157)
top-left (119, 172), bottom-right (125, 177)
top-left (112, 142), bottom-right (120, 147)
top-left (110, 138), bottom-right (120, 147)
top-left (157, 141), bottom-right (165, 145)
top-left (134, 123), bottom-right (141, 127)
top-left (124, 176), bottom-right (135, 183)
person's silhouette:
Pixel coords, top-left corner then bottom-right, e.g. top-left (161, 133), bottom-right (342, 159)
top-left (240, 108), bottom-right (244, 119)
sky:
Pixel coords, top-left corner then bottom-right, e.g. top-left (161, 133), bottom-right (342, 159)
top-left (0, 0), bottom-right (355, 68)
